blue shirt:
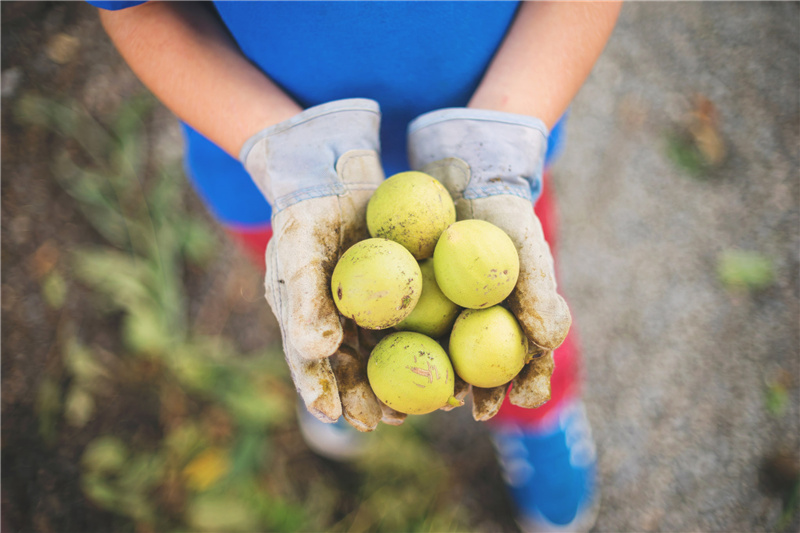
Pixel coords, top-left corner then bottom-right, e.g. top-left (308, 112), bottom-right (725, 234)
top-left (90, 1), bottom-right (563, 227)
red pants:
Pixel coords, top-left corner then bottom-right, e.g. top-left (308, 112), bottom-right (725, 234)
top-left (226, 172), bottom-right (581, 428)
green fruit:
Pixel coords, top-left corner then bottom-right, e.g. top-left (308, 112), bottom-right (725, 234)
top-left (433, 219), bottom-right (519, 309)
top-left (368, 331), bottom-right (460, 414)
top-left (366, 171), bottom-right (456, 260)
top-left (449, 306), bottom-right (528, 388)
top-left (395, 258), bottom-right (460, 338)
top-left (331, 238), bottom-right (422, 330)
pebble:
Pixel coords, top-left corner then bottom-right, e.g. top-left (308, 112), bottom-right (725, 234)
top-left (45, 33), bottom-right (80, 65)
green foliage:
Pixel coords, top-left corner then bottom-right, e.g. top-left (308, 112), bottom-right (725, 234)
top-left (35, 376), bottom-right (61, 445)
top-left (82, 442), bottom-right (165, 526)
top-left (64, 386), bottom-right (95, 428)
top-left (776, 478), bottom-right (800, 532)
top-left (22, 93), bottom-right (465, 533)
top-left (63, 338), bottom-right (107, 427)
top-left (717, 249), bottom-right (776, 292)
top-left (765, 382), bottom-right (789, 418)
top-left (185, 493), bottom-right (259, 532)
top-left (666, 132), bottom-right (711, 178)
top-left (82, 436), bottom-right (128, 473)
top-left (334, 422), bottom-right (468, 532)
top-left (41, 270), bottom-right (67, 309)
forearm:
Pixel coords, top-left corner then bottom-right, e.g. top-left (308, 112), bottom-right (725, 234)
top-left (469, 1), bottom-right (622, 129)
top-left (99, 1), bottom-right (301, 158)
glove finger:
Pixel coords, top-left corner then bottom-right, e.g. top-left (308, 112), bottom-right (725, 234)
top-left (440, 374), bottom-right (470, 412)
top-left (472, 383), bottom-right (508, 421)
top-left (266, 202), bottom-right (344, 360)
top-left (508, 350), bottom-right (554, 409)
top-left (379, 400), bottom-right (407, 426)
top-left (330, 343), bottom-right (383, 432)
top-left (283, 341), bottom-right (342, 423)
top-left (469, 196), bottom-right (571, 351)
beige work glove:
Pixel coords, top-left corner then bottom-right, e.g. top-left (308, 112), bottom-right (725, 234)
top-left (240, 98), bottom-right (398, 431)
top-left (408, 108), bottom-right (570, 421)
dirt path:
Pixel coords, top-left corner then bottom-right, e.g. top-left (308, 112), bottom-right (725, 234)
top-left (554, 3), bottom-right (799, 531)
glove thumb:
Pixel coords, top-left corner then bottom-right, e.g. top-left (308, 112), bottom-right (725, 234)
top-left (265, 201), bottom-right (344, 360)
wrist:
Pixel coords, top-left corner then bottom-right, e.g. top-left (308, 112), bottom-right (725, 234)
top-left (467, 89), bottom-right (541, 122)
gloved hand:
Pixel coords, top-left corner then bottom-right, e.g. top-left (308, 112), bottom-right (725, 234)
top-left (407, 108), bottom-right (570, 421)
top-left (241, 98), bottom-right (400, 431)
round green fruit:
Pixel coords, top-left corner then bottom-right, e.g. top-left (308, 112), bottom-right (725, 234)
top-left (395, 258), bottom-right (460, 338)
top-left (433, 219), bottom-right (519, 309)
top-left (449, 306), bottom-right (528, 388)
top-left (366, 171), bottom-right (456, 260)
top-left (368, 331), bottom-right (460, 415)
top-left (331, 238), bottom-right (422, 330)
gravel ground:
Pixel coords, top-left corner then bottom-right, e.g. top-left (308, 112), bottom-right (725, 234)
top-left (553, 3), bottom-right (799, 531)
top-left (3, 2), bottom-right (798, 532)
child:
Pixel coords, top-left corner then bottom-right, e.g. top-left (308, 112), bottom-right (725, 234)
top-left (92, 2), bottom-right (621, 530)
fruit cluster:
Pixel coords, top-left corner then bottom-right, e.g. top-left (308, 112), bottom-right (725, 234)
top-left (331, 171), bottom-right (530, 416)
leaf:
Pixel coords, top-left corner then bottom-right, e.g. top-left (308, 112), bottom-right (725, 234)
top-left (146, 167), bottom-right (184, 222)
top-left (14, 95), bottom-right (113, 166)
top-left (765, 383), bottom-right (789, 417)
top-left (41, 270), bottom-right (67, 309)
top-left (82, 474), bottom-right (120, 509)
top-left (113, 92), bottom-right (156, 146)
top-left (718, 250), bottom-right (775, 291)
top-left (112, 124), bottom-right (145, 184)
top-left (72, 248), bottom-right (154, 310)
top-left (179, 218), bottom-right (218, 266)
top-left (36, 376), bottom-right (61, 444)
top-left (82, 436), bottom-right (128, 473)
top-left (52, 151), bottom-right (130, 248)
top-left (167, 347), bottom-right (218, 392)
top-left (228, 432), bottom-right (268, 480)
top-left (222, 384), bottom-right (291, 428)
top-left (776, 479), bottom-right (800, 532)
top-left (65, 338), bottom-right (106, 384)
top-left (666, 95), bottom-right (726, 178)
top-left (122, 303), bottom-right (173, 355)
top-left (117, 452), bottom-right (165, 493)
top-left (186, 493), bottom-right (260, 532)
top-left (15, 94), bottom-right (80, 136)
top-left (182, 447), bottom-right (231, 491)
top-left (118, 491), bottom-right (156, 523)
top-left (688, 95), bottom-right (725, 167)
top-left (666, 133), bottom-right (708, 177)
top-left (112, 94), bottom-right (155, 184)
top-left (164, 422), bottom-right (207, 463)
top-left (30, 240), bottom-right (60, 279)
top-left (64, 385), bottom-right (95, 427)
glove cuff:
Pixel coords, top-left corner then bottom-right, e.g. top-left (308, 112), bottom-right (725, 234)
top-left (241, 98), bottom-right (382, 212)
top-left (407, 107), bottom-right (548, 202)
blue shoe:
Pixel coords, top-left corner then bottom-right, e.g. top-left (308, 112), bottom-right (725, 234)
top-left (296, 402), bottom-right (370, 461)
top-left (490, 401), bottom-right (599, 533)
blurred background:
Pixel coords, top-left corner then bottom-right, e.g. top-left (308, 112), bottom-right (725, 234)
top-left (1, 2), bottom-right (798, 532)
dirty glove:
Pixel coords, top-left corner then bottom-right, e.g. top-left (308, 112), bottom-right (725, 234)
top-left (407, 108), bottom-right (570, 421)
top-left (240, 98), bottom-right (387, 431)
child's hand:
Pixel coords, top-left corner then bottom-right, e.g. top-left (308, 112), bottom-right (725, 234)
top-left (241, 99), bottom-right (389, 431)
top-left (408, 108), bottom-right (571, 420)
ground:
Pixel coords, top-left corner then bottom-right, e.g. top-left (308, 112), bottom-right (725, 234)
top-left (2, 2), bottom-right (798, 532)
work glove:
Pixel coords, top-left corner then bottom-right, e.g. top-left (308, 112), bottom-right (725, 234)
top-left (241, 98), bottom-right (400, 431)
top-left (407, 108), bottom-right (570, 421)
